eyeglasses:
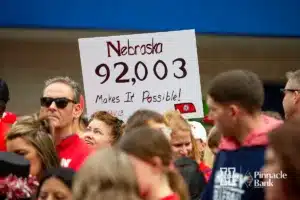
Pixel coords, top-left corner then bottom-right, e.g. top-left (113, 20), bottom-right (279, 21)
top-left (280, 88), bottom-right (300, 94)
top-left (40, 97), bottom-right (76, 109)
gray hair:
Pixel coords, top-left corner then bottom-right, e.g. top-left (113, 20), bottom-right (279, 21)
top-left (44, 76), bottom-right (82, 103)
top-left (286, 70), bottom-right (300, 87)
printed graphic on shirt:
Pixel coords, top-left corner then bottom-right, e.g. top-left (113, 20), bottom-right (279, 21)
top-left (213, 167), bottom-right (288, 200)
top-left (60, 158), bottom-right (72, 168)
top-left (213, 167), bottom-right (248, 200)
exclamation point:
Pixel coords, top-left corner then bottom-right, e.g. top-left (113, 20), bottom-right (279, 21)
top-left (178, 88), bottom-right (181, 101)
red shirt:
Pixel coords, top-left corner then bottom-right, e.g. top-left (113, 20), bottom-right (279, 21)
top-left (56, 134), bottom-right (92, 171)
top-left (2, 112), bottom-right (17, 124)
top-left (199, 162), bottom-right (212, 182)
top-left (160, 193), bottom-right (180, 200)
top-left (0, 112), bottom-right (17, 151)
top-left (0, 121), bottom-right (8, 151)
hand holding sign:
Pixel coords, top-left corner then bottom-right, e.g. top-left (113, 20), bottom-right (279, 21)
top-left (79, 30), bottom-right (203, 121)
top-left (95, 58), bottom-right (187, 85)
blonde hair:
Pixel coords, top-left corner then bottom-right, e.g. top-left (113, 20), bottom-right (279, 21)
top-left (73, 147), bottom-right (142, 200)
top-left (6, 115), bottom-right (59, 173)
top-left (164, 110), bottom-right (202, 162)
top-left (203, 147), bottom-right (215, 168)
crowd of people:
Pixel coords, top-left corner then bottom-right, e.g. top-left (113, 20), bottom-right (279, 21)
top-left (0, 68), bottom-right (299, 200)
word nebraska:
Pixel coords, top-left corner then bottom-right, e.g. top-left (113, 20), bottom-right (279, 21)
top-left (107, 38), bottom-right (163, 57)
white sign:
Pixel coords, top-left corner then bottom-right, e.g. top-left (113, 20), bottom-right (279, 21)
top-left (78, 29), bottom-right (203, 121)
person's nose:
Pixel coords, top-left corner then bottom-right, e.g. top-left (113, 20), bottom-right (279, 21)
top-left (48, 101), bottom-right (57, 111)
top-left (180, 146), bottom-right (189, 157)
top-left (83, 131), bottom-right (94, 140)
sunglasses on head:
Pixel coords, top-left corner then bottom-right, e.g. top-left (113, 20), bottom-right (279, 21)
top-left (40, 97), bottom-right (76, 109)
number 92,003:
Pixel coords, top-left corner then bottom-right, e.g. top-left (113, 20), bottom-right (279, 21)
top-left (95, 58), bottom-right (187, 85)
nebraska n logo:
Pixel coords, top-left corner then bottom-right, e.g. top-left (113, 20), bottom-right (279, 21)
top-left (60, 158), bottom-right (72, 168)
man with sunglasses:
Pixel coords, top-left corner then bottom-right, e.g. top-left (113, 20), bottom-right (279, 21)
top-left (40, 76), bottom-right (92, 171)
top-left (282, 70), bottom-right (300, 120)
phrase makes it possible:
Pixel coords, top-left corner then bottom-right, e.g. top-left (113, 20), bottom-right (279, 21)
top-left (94, 88), bottom-right (182, 104)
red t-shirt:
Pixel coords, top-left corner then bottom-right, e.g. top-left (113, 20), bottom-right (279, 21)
top-left (0, 121), bottom-right (8, 151)
top-left (0, 112), bottom-right (17, 151)
top-left (56, 134), bottom-right (92, 171)
top-left (2, 112), bottom-right (17, 124)
top-left (199, 162), bottom-right (212, 182)
top-left (160, 193), bottom-right (180, 200)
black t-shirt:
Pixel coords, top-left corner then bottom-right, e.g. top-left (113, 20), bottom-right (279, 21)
top-left (174, 157), bottom-right (207, 200)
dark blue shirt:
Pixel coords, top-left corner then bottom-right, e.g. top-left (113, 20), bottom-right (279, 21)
top-left (201, 146), bottom-right (266, 200)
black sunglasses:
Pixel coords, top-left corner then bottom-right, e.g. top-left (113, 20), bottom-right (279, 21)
top-left (40, 97), bottom-right (76, 109)
top-left (280, 88), bottom-right (300, 94)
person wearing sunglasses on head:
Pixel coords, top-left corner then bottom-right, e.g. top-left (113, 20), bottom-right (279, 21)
top-left (40, 76), bottom-right (92, 171)
top-left (282, 70), bottom-right (300, 120)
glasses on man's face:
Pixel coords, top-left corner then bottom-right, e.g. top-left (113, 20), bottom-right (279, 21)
top-left (40, 97), bottom-right (75, 109)
top-left (280, 88), bottom-right (300, 95)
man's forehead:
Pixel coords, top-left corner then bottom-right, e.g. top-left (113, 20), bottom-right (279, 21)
top-left (43, 82), bottom-right (73, 97)
top-left (207, 96), bottom-right (225, 109)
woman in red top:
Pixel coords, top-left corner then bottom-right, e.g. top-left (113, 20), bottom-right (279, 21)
top-left (118, 126), bottom-right (188, 200)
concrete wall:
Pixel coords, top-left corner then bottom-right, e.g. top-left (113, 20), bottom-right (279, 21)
top-left (1, 34), bottom-right (299, 115)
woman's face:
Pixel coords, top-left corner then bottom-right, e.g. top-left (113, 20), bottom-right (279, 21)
top-left (171, 130), bottom-right (193, 159)
top-left (38, 177), bottom-right (72, 200)
top-left (6, 137), bottom-right (43, 177)
top-left (262, 147), bottom-right (284, 200)
top-left (83, 119), bottom-right (113, 148)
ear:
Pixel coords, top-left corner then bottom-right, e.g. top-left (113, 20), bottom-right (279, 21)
top-left (73, 103), bottom-right (83, 119)
top-left (294, 91), bottom-right (300, 104)
top-left (228, 104), bottom-right (239, 117)
top-left (150, 156), bottom-right (163, 173)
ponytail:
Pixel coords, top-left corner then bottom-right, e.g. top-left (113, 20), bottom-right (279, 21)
top-left (165, 169), bottom-right (189, 200)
